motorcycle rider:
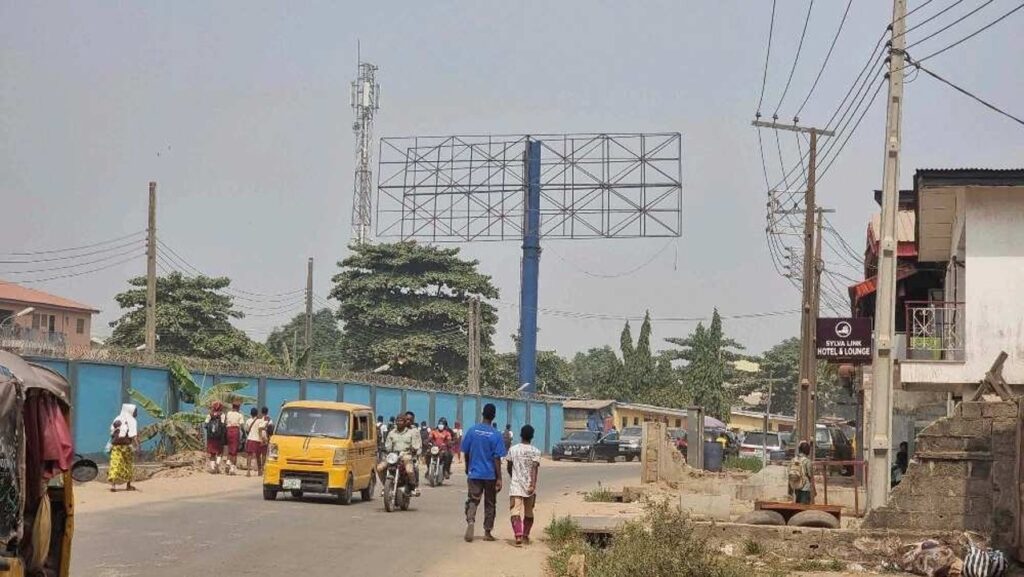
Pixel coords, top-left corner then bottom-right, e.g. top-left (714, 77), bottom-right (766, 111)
top-left (376, 413), bottom-right (421, 497)
top-left (429, 417), bottom-right (454, 479)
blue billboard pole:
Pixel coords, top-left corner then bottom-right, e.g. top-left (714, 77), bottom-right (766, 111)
top-left (518, 139), bottom-right (542, 394)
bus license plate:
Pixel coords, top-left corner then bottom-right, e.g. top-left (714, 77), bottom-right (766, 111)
top-left (282, 478), bottom-right (301, 490)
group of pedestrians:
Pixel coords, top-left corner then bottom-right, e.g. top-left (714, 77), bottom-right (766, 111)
top-left (204, 401), bottom-right (273, 476)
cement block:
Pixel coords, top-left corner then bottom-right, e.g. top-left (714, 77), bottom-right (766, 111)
top-left (991, 462), bottom-right (1015, 489)
top-left (919, 418), bottom-right (991, 438)
top-left (981, 402), bottom-right (1018, 419)
top-left (679, 493), bottom-right (732, 521)
top-left (959, 402), bottom-right (983, 419)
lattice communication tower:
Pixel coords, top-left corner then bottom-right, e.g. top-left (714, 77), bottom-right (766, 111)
top-left (350, 59), bottom-right (380, 245)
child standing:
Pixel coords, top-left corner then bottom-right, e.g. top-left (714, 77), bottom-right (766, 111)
top-left (505, 425), bottom-right (541, 546)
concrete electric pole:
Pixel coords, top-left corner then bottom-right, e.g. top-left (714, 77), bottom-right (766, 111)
top-left (145, 181), bottom-right (157, 363)
top-left (305, 257), bottom-right (314, 375)
top-left (752, 120), bottom-right (833, 445)
top-left (868, 0), bottom-right (907, 512)
top-left (467, 297), bottom-right (481, 393)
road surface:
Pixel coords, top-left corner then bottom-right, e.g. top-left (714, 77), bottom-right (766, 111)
top-left (72, 461), bottom-right (639, 577)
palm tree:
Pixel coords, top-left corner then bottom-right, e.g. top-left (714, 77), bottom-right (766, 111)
top-left (129, 359), bottom-right (254, 456)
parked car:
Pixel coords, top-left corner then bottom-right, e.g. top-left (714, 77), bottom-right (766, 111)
top-left (552, 430), bottom-right (621, 462)
top-left (617, 426), bottom-right (642, 462)
top-left (816, 423), bottom-right (854, 466)
top-left (667, 428), bottom-right (688, 458)
top-left (739, 430), bottom-right (787, 462)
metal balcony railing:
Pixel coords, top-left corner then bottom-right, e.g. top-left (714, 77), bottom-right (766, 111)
top-left (905, 301), bottom-right (964, 361)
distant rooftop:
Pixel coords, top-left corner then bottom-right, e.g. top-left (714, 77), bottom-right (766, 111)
top-left (0, 281), bottom-right (99, 313)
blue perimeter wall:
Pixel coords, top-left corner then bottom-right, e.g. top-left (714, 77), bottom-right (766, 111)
top-left (30, 358), bottom-right (564, 457)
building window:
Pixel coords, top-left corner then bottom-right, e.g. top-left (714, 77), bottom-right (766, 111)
top-left (76, 318), bottom-right (85, 334)
top-left (633, 417), bottom-right (639, 426)
top-left (675, 418), bottom-right (682, 428)
top-left (621, 417), bottom-right (627, 429)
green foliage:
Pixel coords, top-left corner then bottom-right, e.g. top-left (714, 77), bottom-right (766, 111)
top-left (754, 337), bottom-right (847, 417)
top-left (571, 346), bottom-right (621, 398)
top-left (330, 241), bottom-right (498, 384)
top-left (548, 500), bottom-right (751, 577)
top-left (664, 309), bottom-right (743, 421)
top-left (130, 359), bottom-right (255, 456)
top-left (265, 309), bottom-right (344, 372)
top-left (742, 538), bottom-right (764, 556)
top-left (583, 488), bottom-right (616, 502)
top-left (724, 456), bottom-right (763, 473)
top-left (108, 272), bottom-right (262, 361)
top-left (545, 516), bottom-right (581, 546)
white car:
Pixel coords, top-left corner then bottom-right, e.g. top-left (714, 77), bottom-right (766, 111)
top-left (739, 431), bottom-right (786, 461)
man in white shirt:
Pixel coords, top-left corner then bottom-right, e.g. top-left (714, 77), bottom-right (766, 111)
top-left (505, 425), bottom-right (541, 546)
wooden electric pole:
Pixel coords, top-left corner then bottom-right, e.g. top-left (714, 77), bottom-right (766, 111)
top-left (868, 0), bottom-right (907, 512)
top-left (145, 181), bottom-right (157, 362)
top-left (305, 257), bottom-right (314, 375)
top-left (752, 120), bottom-right (834, 445)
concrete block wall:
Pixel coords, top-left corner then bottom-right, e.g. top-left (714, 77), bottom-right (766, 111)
top-left (864, 400), bottom-right (1019, 552)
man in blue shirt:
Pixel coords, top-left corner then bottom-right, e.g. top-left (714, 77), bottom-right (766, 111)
top-left (461, 403), bottom-right (507, 542)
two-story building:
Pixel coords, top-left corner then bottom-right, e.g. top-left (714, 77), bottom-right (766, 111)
top-left (0, 281), bottom-right (99, 355)
top-left (851, 168), bottom-right (1024, 448)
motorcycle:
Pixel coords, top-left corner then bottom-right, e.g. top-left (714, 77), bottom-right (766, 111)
top-left (427, 445), bottom-right (445, 487)
top-left (382, 451), bottom-right (413, 512)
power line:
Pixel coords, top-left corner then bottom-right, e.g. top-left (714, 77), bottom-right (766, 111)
top-left (544, 239), bottom-right (675, 279)
top-left (908, 58), bottom-right (1024, 127)
top-left (896, 0), bottom-right (968, 40)
top-left (0, 252), bottom-right (144, 285)
top-left (0, 242), bottom-right (144, 275)
top-left (905, 0), bottom-right (999, 51)
top-left (773, 0), bottom-right (816, 117)
top-left (794, 0), bottom-right (854, 120)
top-left (756, 0), bottom-right (779, 115)
top-left (910, 1), bottom-right (1024, 64)
top-left (0, 237), bottom-right (145, 264)
top-left (0, 231), bottom-right (145, 257)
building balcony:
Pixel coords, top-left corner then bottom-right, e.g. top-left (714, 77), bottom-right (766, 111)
top-left (904, 301), bottom-right (964, 362)
top-left (0, 326), bottom-right (68, 356)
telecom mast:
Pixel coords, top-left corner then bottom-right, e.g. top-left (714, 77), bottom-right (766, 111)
top-left (350, 56), bottom-right (380, 245)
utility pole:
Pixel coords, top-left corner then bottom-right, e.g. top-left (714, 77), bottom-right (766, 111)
top-left (467, 297), bottom-right (481, 393)
top-left (752, 120), bottom-right (834, 445)
top-left (145, 181), bottom-right (157, 363)
top-left (868, 0), bottom-right (907, 512)
top-left (305, 257), bottom-right (314, 375)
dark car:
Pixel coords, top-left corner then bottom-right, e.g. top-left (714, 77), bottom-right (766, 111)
top-left (552, 430), bottom-right (620, 463)
top-left (617, 426), bottom-right (642, 462)
top-left (816, 424), bottom-right (854, 474)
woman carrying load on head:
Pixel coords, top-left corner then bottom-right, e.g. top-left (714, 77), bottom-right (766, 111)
top-left (108, 403), bottom-right (138, 492)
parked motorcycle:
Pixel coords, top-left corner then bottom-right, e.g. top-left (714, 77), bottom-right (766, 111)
top-left (427, 445), bottom-right (445, 487)
top-left (382, 452), bottom-right (413, 512)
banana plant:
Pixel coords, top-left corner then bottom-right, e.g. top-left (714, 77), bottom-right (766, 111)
top-left (129, 359), bottom-right (255, 456)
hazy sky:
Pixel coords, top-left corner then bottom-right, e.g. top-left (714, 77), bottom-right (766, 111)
top-left (2, 1), bottom-right (1021, 357)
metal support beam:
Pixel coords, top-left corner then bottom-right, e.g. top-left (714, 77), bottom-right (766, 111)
top-left (518, 140), bottom-right (542, 394)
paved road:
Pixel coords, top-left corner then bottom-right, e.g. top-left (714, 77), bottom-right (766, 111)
top-left (73, 461), bottom-right (639, 577)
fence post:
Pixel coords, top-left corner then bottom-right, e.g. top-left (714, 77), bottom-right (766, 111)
top-left (257, 376), bottom-right (267, 410)
top-left (69, 360), bottom-right (80, 447)
top-left (429, 393), bottom-right (436, 426)
top-left (299, 379), bottom-right (308, 401)
top-left (120, 363), bottom-right (131, 405)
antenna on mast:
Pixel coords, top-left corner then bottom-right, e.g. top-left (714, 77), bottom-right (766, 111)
top-left (350, 44), bottom-right (379, 246)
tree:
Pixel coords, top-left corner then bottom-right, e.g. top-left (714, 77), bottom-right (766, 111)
top-left (483, 349), bottom-right (574, 395)
top-left (265, 309), bottom-right (344, 371)
top-left (330, 241), bottom-right (499, 384)
top-left (756, 337), bottom-right (847, 418)
top-left (664, 309), bottom-right (744, 421)
top-left (128, 359), bottom-right (254, 456)
top-left (571, 346), bottom-right (622, 399)
top-left (108, 272), bottom-right (261, 360)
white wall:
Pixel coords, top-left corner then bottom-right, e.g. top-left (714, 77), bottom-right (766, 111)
top-left (902, 186), bottom-right (1024, 386)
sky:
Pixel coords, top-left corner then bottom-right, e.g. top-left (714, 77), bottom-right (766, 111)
top-left (2, 1), bottom-right (1022, 357)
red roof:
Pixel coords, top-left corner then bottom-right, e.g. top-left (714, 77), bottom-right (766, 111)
top-left (0, 280), bottom-right (99, 313)
top-left (849, 266), bottom-right (918, 306)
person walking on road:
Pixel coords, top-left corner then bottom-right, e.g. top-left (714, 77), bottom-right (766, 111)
top-left (452, 421), bottom-right (463, 464)
top-left (108, 403), bottom-right (138, 492)
top-left (244, 407), bottom-right (268, 477)
top-left (224, 401), bottom-right (245, 475)
top-left (506, 425), bottom-right (541, 547)
top-left (503, 424), bottom-right (514, 452)
top-left (461, 403), bottom-right (507, 542)
top-left (204, 401), bottom-right (227, 473)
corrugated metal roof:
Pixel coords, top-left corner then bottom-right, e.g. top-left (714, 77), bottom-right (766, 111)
top-left (869, 211), bottom-right (916, 243)
top-left (561, 399), bottom-right (616, 410)
top-left (915, 168), bottom-right (1024, 188)
top-left (0, 280), bottom-right (99, 313)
